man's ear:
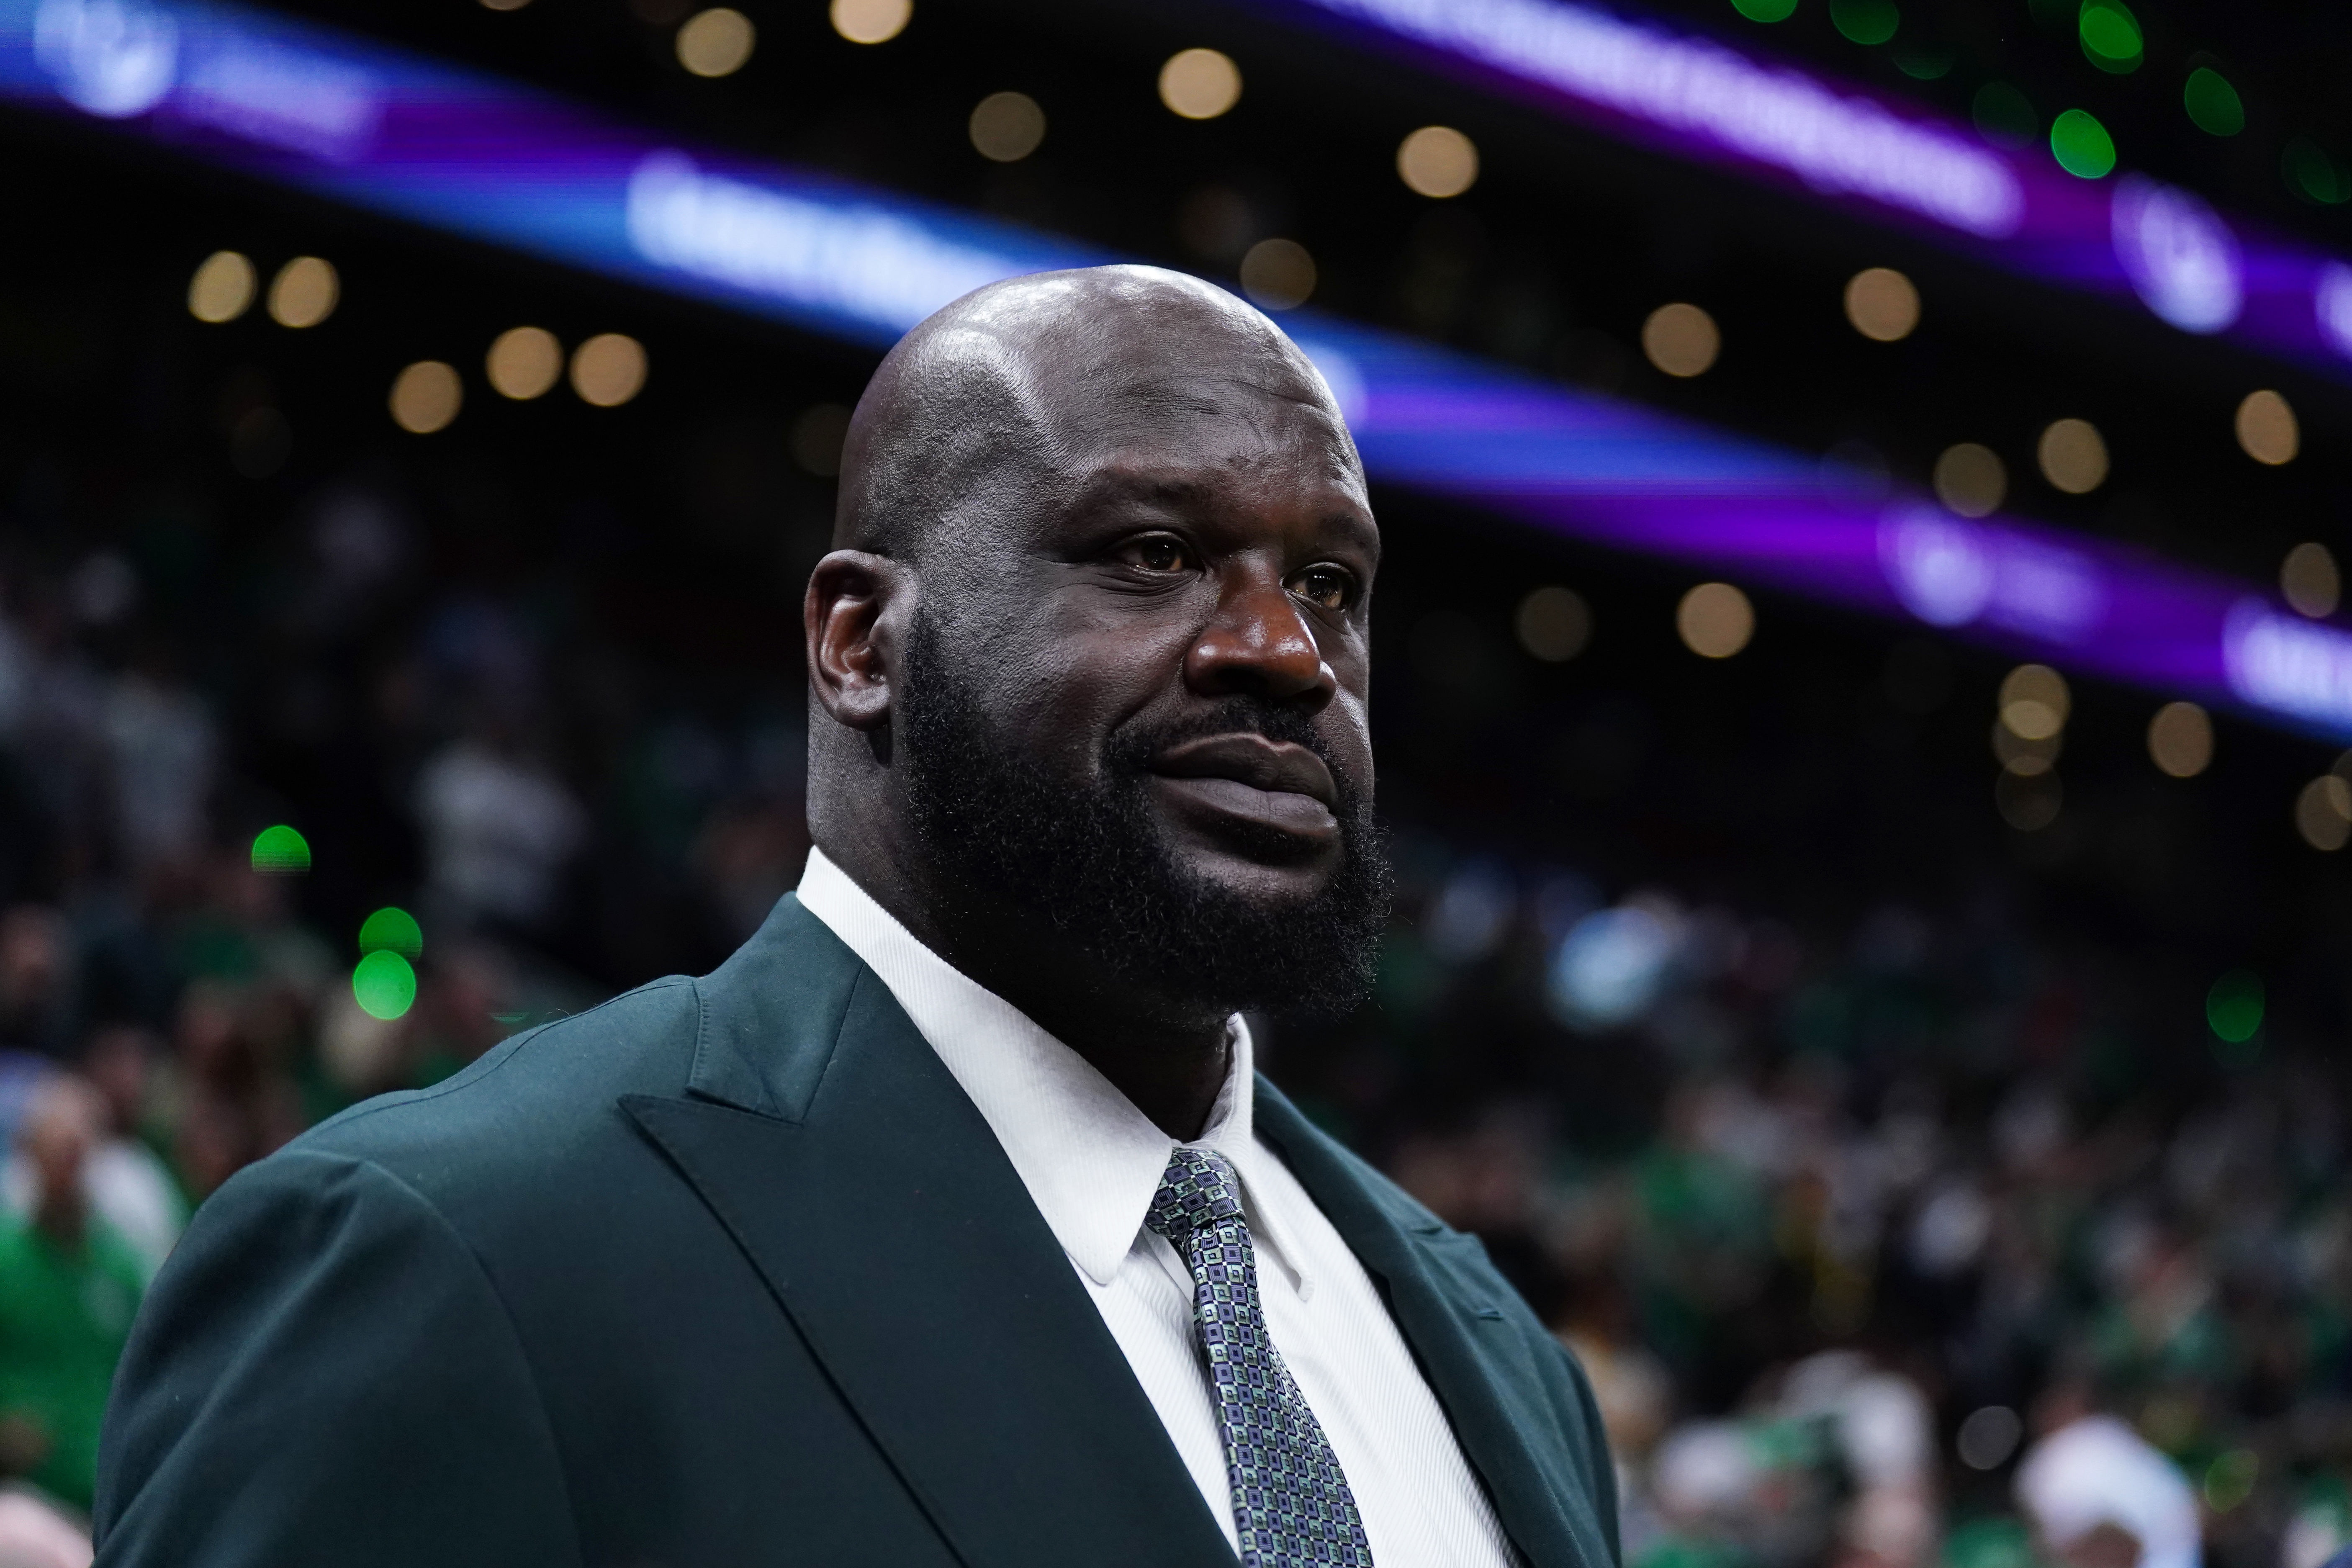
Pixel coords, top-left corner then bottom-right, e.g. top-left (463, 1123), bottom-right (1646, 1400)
top-left (805, 550), bottom-right (904, 732)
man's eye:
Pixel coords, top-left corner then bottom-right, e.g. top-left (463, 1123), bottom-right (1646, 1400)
top-left (1125, 537), bottom-right (1193, 573)
top-left (1289, 566), bottom-right (1355, 612)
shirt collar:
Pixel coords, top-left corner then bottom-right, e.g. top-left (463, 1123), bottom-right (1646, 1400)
top-left (794, 847), bottom-right (1260, 1286)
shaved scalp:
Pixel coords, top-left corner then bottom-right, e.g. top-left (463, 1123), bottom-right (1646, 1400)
top-left (833, 265), bottom-right (1360, 563)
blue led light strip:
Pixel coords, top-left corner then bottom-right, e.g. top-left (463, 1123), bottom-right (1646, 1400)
top-left (5, 0), bottom-right (2352, 747)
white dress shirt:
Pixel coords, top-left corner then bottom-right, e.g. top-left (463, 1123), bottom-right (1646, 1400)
top-left (797, 848), bottom-right (1516, 1565)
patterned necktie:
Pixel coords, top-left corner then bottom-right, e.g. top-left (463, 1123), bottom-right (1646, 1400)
top-left (1145, 1146), bottom-right (1375, 1567)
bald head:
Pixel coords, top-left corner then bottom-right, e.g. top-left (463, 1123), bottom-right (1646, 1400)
top-left (834, 265), bottom-right (1361, 563)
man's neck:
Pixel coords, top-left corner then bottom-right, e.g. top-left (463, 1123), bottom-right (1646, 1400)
top-left (815, 839), bottom-right (1234, 1141)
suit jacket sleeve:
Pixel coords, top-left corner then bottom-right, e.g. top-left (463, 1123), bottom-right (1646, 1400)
top-left (94, 1148), bottom-right (581, 1567)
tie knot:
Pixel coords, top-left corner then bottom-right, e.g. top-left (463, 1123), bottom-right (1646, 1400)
top-left (1145, 1146), bottom-right (1244, 1240)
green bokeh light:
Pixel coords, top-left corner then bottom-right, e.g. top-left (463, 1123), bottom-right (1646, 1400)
top-left (353, 951), bottom-right (418, 1022)
top-left (1829, 0), bottom-right (1897, 44)
top-left (1892, 43), bottom-right (1952, 79)
top-left (1972, 82), bottom-right (2039, 149)
top-left (357, 906), bottom-right (424, 960)
top-left (1730, 0), bottom-right (1799, 22)
top-left (250, 824), bottom-right (311, 874)
top-left (2205, 969), bottom-right (2264, 1044)
top-left (2077, 0), bottom-right (2141, 71)
top-left (2050, 109), bottom-right (2117, 178)
top-left (2183, 68), bottom-right (2244, 136)
top-left (2285, 138), bottom-right (2352, 205)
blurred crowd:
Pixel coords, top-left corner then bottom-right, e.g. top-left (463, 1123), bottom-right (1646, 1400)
top-left (1297, 849), bottom-right (2352, 1568)
top-left (0, 486), bottom-right (2340, 1568)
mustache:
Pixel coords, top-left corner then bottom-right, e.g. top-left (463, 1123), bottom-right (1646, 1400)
top-left (1105, 699), bottom-right (1362, 800)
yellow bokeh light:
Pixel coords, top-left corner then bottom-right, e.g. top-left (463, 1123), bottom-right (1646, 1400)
top-left (2295, 774), bottom-right (2352, 851)
top-left (969, 91), bottom-right (1046, 162)
top-left (2037, 418), bottom-right (2108, 494)
top-left (830, 0), bottom-right (910, 44)
top-left (1933, 442), bottom-right (2006, 517)
top-left (1995, 771), bottom-right (2062, 831)
top-left (1239, 238), bottom-right (1315, 310)
top-left (479, 0), bottom-right (530, 11)
top-left (1397, 126), bottom-right (1479, 198)
top-left (1159, 48), bottom-right (1242, 120)
top-left (2146, 702), bottom-right (2212, 778)
top-left (486, 327), bottom-right (563, 401)
top-left (1677, 581), bottom-right (1753, 658)
top-left (389, 361), bottom-right (463, 434)
top-left (188, 250), bottom-right (256, 324)
top-left (570, 333), bottom-right (648, 407)
top-left (266, 256), bottom-right (339, 329)
top-left (1998, 663), bottom-right (2070, 740)
top-left (676, 7), bottom-right (755, 76)
top-left (1515, 585), bottom-right (1591, 662)
top-left (1641, 303), bottom-right (1719, 378)
top-left (1992, 718), bottom-right (2060, 776)
top-left (1843, 267), bottom-right (1919, 342)
top-left (2236, 389), bottom-right (2298, 465)
top-left (2282, 542), bottom-right (2340, 619)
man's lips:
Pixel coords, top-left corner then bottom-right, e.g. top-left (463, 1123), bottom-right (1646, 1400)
top-left (1147, 733), bottom-right (1341, 840)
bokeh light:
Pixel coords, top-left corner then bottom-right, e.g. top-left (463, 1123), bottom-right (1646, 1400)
top-left (829, 0), bottom-right (910, 44)
top-left (1239, 238), bottom-right (1316, 310)
top-left (676, 8), bottom-right (755, 77)
top-left (2295, 774), bottom-right (2352, 851)
top-left (2146, 702), bottom-right (2213, 778)
top-left (1730, 0), bottom-right (1797, 21)
top-left (266, 257), bottom-right (338, 329)
top-left (969, 91), bottom-right (1046, 162)
top-left (389, 360), bottom-right (463, 433)
top-left (1158, 48), bottom-right (1242, 120)
top-left (357, 906), bottom-right (424, 959)
top-left (250, 823), bottom-right (311, 874)
top-left (1515, 585), bottom-right (1592, 662)
top-left (1998, 663), bottom-right (2069, 740)
top-left (2284, 139), bottom-right (2352, 206)
top-left (487, 326), bottom-right (563, 400)
top-left (2184, 67), bottom-right (2243, 136)
top-left (1956, 1407), bottom-right (2023, 1471)
top-left (2205, 969), bottom-right (2264, 1043)
top-left (1843, 267), bottom-right (1919, 341)
top-left (2036, 418), bottom-right (2108, 494)
top-left (1677, 582), bottom-right (1754, 658)
top-left (1992, 719), bottom-right (2059, 776)
top-left (2077, 0), bottom-right (2141, 72)
top-left (352, 950), bottom-right (418, 1022)
top-left (1396, 126), bottom-right (1479, 199)
top-left (2050, 109), bottom-right (2116, 178)
top-left (1828, 0), bottom-right (1897, 46)
top-left (1641, 303), bottom-right (1719, 378)
top-left (1994, 770), bottom-right (2061, 830)
top-left (571, 333), bottom-right (648, 406)
top-left (187, 250), bottom-right (256, 323)
top-left (791, 403), bottom-right (853, 476)
top-left (2282, 543), bottom-right (2340, 619)
top-left (1932, 442), bottom-right (2005, 517)
top-left (2236, 389), bottom-right (2298, 465)
top-left (1972, 82), bottom-right (2037, 149)
top-left (479, 0), bottom-right (530, 11)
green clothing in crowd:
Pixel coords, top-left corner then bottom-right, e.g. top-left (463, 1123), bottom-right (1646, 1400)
top-left (0, 1216), bottom-right (144, 1509)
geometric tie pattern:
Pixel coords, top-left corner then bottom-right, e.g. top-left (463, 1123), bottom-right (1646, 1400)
top-left (1144, 1146), bottom-right (1375, 1567)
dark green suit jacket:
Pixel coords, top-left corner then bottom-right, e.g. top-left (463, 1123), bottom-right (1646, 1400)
top-left (94, 897), bottom-right (1621, 1567)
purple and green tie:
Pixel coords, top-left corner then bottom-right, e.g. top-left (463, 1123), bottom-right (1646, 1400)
top-left (1145, 1146), bottom-right (1375, 1567)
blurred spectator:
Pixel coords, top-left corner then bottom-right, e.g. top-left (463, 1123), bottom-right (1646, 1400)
top-left (0, 912), bottom-right (69, 1061)
top-left (2, 1033), bottom-right (183, 1282)
top-left (415, 734), bottom-right (585, 935)
top-left (0, 1078), bottom-right (143, 1511)
top-left (2016, 1401), bottom-right (2202, 1568)
top-left (100, 658), bottom-right (213, 876)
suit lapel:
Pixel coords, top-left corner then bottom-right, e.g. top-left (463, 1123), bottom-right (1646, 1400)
top-left (621, 898), bottom-right (1227, 1568)
top-left (1255, 1081), bottom-right (1614, 1568)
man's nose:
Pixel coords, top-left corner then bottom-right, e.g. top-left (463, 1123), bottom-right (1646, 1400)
top-left (1183, 569), bottom-right (1337, 707)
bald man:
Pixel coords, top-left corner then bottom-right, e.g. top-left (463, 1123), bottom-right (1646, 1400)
top-left (95, 268), bottom-right (1619, 1568)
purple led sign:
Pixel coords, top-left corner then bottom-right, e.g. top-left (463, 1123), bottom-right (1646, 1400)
top-left (3, 0), bottom-right (2350, 744)
top-left (1253, 0), bottom-right (2352, 385)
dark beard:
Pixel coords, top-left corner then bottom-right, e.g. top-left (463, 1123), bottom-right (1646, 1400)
top-left (897, 609), bottom-right (1391, 1019)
